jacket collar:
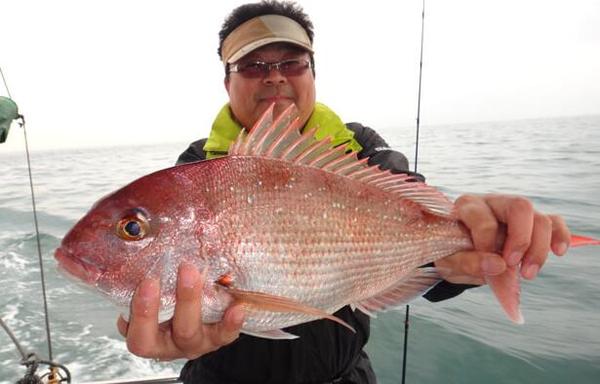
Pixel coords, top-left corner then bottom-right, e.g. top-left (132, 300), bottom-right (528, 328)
top-left (203, 102), bottom-right (362, 159)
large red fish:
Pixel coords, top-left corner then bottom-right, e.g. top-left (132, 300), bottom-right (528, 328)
top-left (54, 104), bottom-right (599, 339)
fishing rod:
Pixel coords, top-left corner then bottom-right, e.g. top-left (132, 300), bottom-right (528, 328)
top-left (402, 1), bottom-right (425, 383)
top-left (413, 0), bottom-right (425, 174)
top-left (0, 65), bottom-right (14, 99)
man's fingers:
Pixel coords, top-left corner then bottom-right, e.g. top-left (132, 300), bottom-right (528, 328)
top-left (455, 194), bottom-right (498, 252)
top-left (171, 263), bottom-right (204, 348)
top-left (125, 278), bottom-right (161, 358)
top-left (484, 195), bottom-right (534, 266)
top-left (449, 193), bottom-right (571, 286)
top-left (170, 264), bottom-right (244, 358)
top-left (119, 270), bottom-right (246, 362)
top-left (520, 213), bottom-right (552, 280)
top-left (208, 304), bottom-right (245, 347)
top-left (117, 315), bottom-right (129, 337)
top-left (434, 251), bottom-right (505, 285)
top-left (549, 214), bottom-right (570, 256)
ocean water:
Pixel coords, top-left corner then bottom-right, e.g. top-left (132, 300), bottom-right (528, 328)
top-left (1, 115), bottom-right (599, 384)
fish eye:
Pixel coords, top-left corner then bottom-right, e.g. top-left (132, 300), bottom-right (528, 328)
top-left (124, 221), bottom-right (141, 237)
top-left (116, 211), bottom-right (149, 241)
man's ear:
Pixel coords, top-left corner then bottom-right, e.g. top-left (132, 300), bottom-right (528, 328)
top-left (224, 76), bottom-right (230, 94)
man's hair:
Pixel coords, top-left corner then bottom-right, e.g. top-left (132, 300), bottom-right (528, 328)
top-left (218, 0), bottom-right (314, 60)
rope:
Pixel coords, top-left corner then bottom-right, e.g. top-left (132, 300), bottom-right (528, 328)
top-left (17, 354), bottom-right (43, 384)
top-left (0, 317), bottom-right (28, 360)
top-left (1, 318), bottom-right (71, 383)
top-left (0, 65), bottom-right (13, 98)
top-left (20, 115), bottom-right (55, 362)
top-left (403, 1), bottom-right (426, 383)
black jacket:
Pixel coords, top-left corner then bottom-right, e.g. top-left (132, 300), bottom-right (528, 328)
top-left (177, 122), bottom-right (474, 384)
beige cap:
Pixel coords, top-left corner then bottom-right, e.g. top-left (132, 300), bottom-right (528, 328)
top-left (221, 14), bottom-right (313, 65)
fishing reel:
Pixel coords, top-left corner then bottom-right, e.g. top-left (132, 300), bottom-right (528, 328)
top-left (16, 353), bottom-right (71, 384)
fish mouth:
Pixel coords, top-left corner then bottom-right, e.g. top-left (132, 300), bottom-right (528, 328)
top-left (54, 247), bottom-right (102, 284)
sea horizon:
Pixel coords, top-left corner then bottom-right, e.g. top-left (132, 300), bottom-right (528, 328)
top-left (1, 112), bottom-right (598, 154)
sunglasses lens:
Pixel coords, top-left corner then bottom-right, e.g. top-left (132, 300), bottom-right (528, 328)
top-left (234, 60), bottom-right (310, 78)
top-left (239, 62), bottom-right (268, 78)
top-left (279, 60), bottom-right (308, 76)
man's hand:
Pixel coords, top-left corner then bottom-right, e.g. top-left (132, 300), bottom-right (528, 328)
top-left (117, 263), bottom-right (245, 361)
top-left (435, 194), bottom-right (571, 285)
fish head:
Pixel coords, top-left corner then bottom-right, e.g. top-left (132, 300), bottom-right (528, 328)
top-left (54, 166), bottom-right (213, 308)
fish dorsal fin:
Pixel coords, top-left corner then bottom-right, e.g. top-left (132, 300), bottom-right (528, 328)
top-left (229, 103), bottom-right (454, 217)
top-left (229, 103), bottom-right (303, 158)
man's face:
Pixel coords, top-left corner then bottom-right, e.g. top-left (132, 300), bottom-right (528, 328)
top-left (225, 43), bottom-right (316, 130)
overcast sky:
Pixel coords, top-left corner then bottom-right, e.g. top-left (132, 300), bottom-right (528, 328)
top-left (1, 0), bottom-right (599, 151)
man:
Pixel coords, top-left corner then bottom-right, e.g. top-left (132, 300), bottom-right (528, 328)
top-left (117, 1), bottom-right (571, 383)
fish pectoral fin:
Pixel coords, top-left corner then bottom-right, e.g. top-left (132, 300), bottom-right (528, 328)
top-left (354, 267), bottom-right (441, 315)
top-left (241, 328), bottom-right (299, 340)
top-left (226, 287), bottom-right (356, 333)
top-left (158, 305), bottom-right (175, 323)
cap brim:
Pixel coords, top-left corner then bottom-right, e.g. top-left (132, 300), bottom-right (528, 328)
top-left (221, 14), bottom-right (313, 65)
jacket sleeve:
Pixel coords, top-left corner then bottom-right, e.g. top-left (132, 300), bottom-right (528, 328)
top-left (176, 138), bottom-right (208, 165)
top-left (346, 122), bottom-right (477, 302)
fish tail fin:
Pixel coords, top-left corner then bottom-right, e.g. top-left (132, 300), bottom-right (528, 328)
top-left (485, 265), bottom-right (524, 324)
top-left (570, 234), bottom-right (600, 247)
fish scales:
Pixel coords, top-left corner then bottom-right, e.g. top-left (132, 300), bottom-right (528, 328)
top-left (169, 155), bottom-right (472, 330)
top-left (55, 143), bottom-right (474, 334)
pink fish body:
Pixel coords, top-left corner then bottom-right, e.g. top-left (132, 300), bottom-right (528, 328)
top-left (55, 104), bottom-right (595, 338)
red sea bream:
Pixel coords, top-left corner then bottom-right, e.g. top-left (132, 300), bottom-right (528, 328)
top-left (54, 104), bottom-right (598, 339)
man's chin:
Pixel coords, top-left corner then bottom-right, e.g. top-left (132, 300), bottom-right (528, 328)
top-left (250, 99), bottom-right (298, 130)
top-left (270, 99), bottom-right (296, 116)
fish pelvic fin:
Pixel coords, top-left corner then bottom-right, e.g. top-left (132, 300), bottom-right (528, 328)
top-left (353, 267), bottom-right (441, 316)
top-left (485, 265), bottom-right (524, 324)
top-left (241, 328), bottom-right (299, 340)
top-left (229, 102), bottom-right (455, 218)
top-left (225, 287), bottom-right (356, 334)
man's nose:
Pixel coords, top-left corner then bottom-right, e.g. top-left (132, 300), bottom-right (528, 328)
top-left (262, 66), bottom-right (287, 84)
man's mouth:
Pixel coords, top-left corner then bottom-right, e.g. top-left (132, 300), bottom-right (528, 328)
top-left (261, 95), bottom-right (292, 103)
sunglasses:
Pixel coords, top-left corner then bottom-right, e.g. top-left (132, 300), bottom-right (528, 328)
top-left (228, 58), bottom-right (312, 79)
